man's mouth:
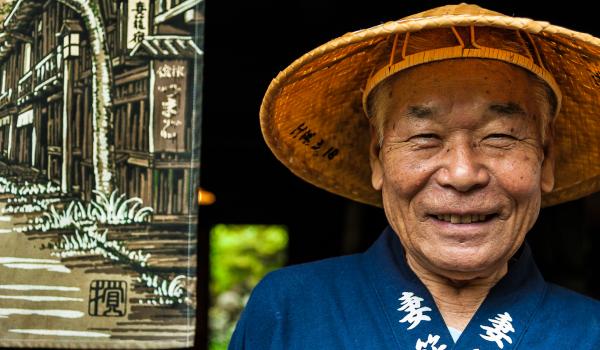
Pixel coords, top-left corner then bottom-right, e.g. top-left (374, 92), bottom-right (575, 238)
top-left (431, 214), bottom-right (496, 224)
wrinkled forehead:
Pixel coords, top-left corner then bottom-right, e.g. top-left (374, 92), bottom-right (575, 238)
top-left (373, 59), bottom-right (552, 128)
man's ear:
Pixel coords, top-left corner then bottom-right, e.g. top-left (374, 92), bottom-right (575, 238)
top-left (369, 124), bottom-right (384, 191)
top-left (540, 127), bottom-right (555, 194)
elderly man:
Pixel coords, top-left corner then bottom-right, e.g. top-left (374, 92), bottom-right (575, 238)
top-left (230, 4), bottom-right (600, 349)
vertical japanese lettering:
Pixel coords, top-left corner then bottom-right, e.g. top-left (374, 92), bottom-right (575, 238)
top-left (479, 312), bottom-right (514, 349)
top-left (398, 291), bottom-right (432, 330)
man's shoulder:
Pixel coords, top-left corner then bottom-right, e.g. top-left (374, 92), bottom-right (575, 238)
top-left (544, 283), bottom-right (600, 309)
top-left (538, 283), bottom-right (600, 324)
top-left (235, 253), bottom-right (370, 334)
top-left (255, 253), bottom-right (364, 294)
top-left (522, 283), bottom-right (600, 347)
top-left (230, 252), bottom-right (387, 348)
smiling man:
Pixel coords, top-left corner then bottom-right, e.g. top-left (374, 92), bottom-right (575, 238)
top-left (369, 59), bottom-right (556, 335)
top-left (230, 4), bottom-right (600, 349)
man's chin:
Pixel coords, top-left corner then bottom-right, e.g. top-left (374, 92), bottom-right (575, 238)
top-left (421, 247), bottom-right (505, 279)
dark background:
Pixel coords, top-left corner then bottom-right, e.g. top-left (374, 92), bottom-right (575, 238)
top-left (198, 0), bottom-right (599, 346)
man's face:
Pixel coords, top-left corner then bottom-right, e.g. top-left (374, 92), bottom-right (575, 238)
top-left (369, 59), bottom-right (555, 280)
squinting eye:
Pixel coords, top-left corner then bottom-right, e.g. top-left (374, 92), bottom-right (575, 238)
top-left (409, 134), bottom-right (442, 148)
top-left (482, 134), bottom-right (518, 148)
top-left (486, 133), bottom-right (517, 140)
top-left (411, 133), bottom-right (439, 140)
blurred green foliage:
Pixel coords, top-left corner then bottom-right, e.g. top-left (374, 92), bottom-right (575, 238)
top-left (209, 224), bottom-right (288, 350)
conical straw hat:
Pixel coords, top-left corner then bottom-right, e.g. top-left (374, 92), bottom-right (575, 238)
top-left (260, 3), bottom-right (600, 207)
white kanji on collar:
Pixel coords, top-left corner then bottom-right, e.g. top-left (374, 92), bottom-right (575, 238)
top-left (415, 334), bottom-right (447, 350)
top-left (398, 291), bottom-right (432, 330)
top-left (479, 312), bottom-right (515, 349)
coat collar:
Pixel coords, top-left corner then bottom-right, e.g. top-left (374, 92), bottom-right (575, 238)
top-left (361, 226), bottom-right (547, 349)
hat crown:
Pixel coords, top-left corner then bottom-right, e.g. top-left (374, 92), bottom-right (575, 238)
top-left (362, 24), bottom-right (563, 120)
top-left (402, 3), bottom-right (505, 20)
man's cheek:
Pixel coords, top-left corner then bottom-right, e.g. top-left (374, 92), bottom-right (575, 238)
top-left (491, 155), bottom-right (540, 188)
top-left (383, 174), bottom-right (425, 200)
top-left (384, 159), bottom-right (433, 190)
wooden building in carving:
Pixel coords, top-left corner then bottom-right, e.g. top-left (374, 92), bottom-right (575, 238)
top-left (0, 0), bottom-right (203, 222)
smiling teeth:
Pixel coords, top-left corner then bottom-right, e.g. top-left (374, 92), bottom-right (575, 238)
top-left (436, 214), bottom-right (487, 223)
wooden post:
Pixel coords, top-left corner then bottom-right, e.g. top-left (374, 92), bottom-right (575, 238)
top-left (61, 56), bottom-right (72, 192)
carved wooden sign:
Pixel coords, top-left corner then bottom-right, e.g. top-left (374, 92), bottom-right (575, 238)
top-left (153, 59), bottom-right (188, 152)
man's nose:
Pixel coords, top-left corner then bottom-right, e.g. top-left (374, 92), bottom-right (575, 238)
top-left (435, 140), bottom-right (490, 192)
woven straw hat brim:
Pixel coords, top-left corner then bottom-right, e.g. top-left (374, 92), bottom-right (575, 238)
top-left (260, 4), bottom-right (600, 207)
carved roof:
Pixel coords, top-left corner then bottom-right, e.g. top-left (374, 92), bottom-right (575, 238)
top-left (129, 36), bottom-right (202, 59)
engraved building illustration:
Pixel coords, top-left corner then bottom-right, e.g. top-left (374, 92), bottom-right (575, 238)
top-left (0, 0), bottom-right (202, 347)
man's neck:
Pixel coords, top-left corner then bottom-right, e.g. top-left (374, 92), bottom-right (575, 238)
top-left (406, 254), bottom-right (508, 332)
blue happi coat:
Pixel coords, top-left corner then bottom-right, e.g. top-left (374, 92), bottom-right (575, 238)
top-left (229, 226), bottom-right (600, 349)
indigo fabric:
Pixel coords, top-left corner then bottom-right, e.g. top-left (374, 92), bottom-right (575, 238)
top-left (230, 226), bottom-right (600, 349)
